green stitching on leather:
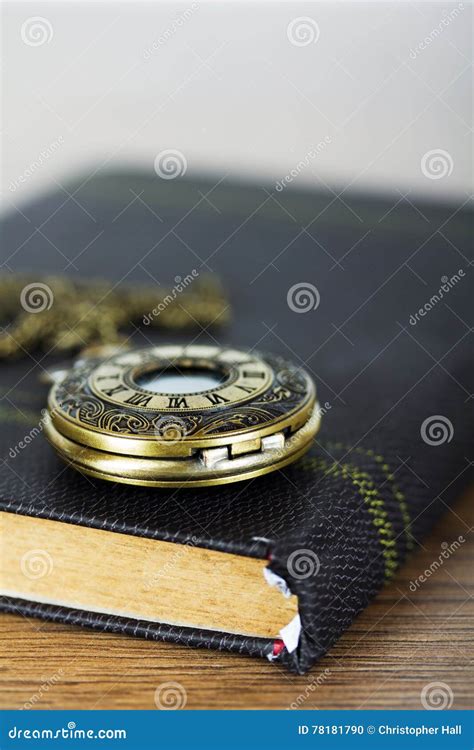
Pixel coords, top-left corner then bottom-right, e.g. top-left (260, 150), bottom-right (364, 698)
top-left (322, 442), bottom-right (413, 552)
top-left (300, 455), bottom-right (398, 581)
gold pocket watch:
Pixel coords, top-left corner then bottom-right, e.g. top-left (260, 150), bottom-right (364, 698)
top-left (44, 344), bottom-right (321, 487)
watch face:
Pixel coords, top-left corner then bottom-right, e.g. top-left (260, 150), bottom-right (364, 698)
top-left (89, 345), bottom-right (273, 411)
top-left (45, 345), bottom-right (320, 487)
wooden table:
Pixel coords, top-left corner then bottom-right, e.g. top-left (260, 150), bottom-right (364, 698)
top-left (1, 488), bottom-right (472, 710)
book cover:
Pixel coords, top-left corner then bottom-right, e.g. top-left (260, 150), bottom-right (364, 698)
top-left (1, 174), bottom-right (472, 673)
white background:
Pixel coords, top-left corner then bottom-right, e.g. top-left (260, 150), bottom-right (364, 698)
top-left (2, 1), bottom-right (472, 208)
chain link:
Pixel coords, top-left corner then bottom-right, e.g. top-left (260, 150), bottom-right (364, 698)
top-left (0, 274), bottom-right (229, 359)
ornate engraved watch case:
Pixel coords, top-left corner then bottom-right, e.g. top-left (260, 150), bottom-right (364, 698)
top-left (44, 345), bottom-right (321, 487)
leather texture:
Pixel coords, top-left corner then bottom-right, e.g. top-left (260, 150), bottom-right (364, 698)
top-left (0, 173), bottom-right (472, 673)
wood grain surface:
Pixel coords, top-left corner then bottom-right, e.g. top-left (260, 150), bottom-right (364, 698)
top-left (1, 487), bottom-right (472, 711)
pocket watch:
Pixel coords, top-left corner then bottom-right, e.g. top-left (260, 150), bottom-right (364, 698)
top-left (44, 344), bottom-right (321, 487)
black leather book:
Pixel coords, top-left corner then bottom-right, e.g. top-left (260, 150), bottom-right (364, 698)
top-left (0, 172), bottom-right (472, 673)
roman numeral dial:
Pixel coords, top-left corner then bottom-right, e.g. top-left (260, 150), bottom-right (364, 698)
top-left (49, 343), bottom-right (316, 481)
top-left (90, 346), bottom-right (273, 412)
